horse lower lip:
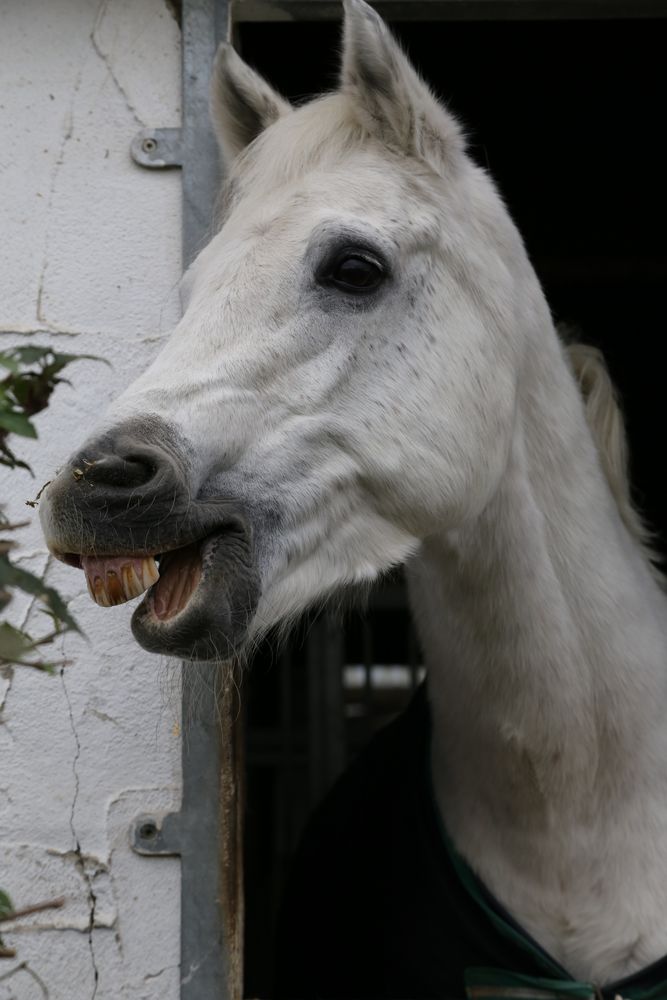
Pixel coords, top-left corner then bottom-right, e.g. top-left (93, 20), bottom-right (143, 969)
top-left (129, 525), bottom-right (259, 661)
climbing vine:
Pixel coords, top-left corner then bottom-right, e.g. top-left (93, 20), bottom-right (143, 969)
top-left (0, 346), bottom-right (92, 670)
top-left (0, 345), bottom-right (96, 959)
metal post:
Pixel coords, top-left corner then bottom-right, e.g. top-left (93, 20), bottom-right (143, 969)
top-left (131, 4), bottom-right (241, 999)
top-left (306, 613), bottom-right (347, 806)
top-left (179, 3), bottom-right (240, 996)
top-left (182, 0), bottom-right (229, 268)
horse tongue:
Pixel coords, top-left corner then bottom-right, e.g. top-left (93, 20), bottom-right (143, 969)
top-left (81, 555), bottom-right (159, 607)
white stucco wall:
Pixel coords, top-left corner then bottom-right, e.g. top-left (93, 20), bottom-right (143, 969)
top-left (1, 1), bottom-right (183, 996)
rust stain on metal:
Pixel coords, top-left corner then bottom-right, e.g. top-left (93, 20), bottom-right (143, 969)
top-left (219, 676), bottom-right (246, 1000)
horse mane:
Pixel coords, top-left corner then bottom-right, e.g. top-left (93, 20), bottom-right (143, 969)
top-left (565, 338), bottom-right (662, 580)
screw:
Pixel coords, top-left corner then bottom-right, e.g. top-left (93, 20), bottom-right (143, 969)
top-left (141, 137), bottom-right (157, 154)
top-left (139, 821), bottom-right (158, 840)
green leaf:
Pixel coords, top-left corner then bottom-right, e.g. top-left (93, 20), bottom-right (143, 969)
top-left (0, 624), bottom-right (69, 673)
top-left (1, 350), bottom-right (107, 430)
top-left (0, 347), bottom-right (105, 370)
top-left (0, 346), bottom-right (53, 366)
top-left (0, 622), bottom-right (35, 662)
top-left (0, 889), bottom-right (13, 919)
top-left (0, 411), bottom-right (37, 438)
top-left (0, 556), bottom-right (79, 632)
top-left (0, 354), bottom-right (20, 373)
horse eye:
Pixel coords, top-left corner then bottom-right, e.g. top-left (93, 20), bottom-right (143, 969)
top-left (326, 254), bottom-right (385, 293)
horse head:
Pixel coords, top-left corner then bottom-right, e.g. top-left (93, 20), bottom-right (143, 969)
top-left (40, 0), bottom-right (533, 661)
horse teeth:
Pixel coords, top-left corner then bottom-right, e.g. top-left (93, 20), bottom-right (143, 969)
top-left (83, 555), bottom-right (160, 607)
top-left (105, 569), bottom-right (125, 606)
top-left (92, 575), bottom-right (111, 608)
top-left (140, 556), bottom-right (160, 588)
top-left (121, 564), bottom-right (144, 600)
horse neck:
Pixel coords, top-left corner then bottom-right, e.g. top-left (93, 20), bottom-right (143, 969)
top-left (407, 317), bottom-right (667, 838)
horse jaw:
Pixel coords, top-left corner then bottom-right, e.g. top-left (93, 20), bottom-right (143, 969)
top-left (247, 510), bottom-right (419, 648)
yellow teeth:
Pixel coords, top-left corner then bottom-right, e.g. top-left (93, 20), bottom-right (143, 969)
top-left (141, 556), bottom-right (160, 588)
top-left (88, 575), bottom-right (111, 608)
top-left (84, 556), bottom-right (160, 608)
top-left (120, 563), bottom-right (143, 599)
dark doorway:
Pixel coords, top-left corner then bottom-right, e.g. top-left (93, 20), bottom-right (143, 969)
top-left (238, 15), bottom-right (667, 996)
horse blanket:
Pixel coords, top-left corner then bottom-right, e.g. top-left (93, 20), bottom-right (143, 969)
top-left (274, 686), bottom-right (667, 1000)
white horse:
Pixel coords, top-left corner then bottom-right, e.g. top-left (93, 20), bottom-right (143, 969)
top-left (41, 1), bottom-right (667, 994)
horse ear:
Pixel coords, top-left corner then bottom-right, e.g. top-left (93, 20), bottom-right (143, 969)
top-left (210, 43), bottom-right (292, 164)
top-left (341, 0), bottom-right (465, 172)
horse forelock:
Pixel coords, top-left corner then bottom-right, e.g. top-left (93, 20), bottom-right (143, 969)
top-left (222, 94), bottom-right (365, 206)
top-left (214, 88), bottom-right (460, 237)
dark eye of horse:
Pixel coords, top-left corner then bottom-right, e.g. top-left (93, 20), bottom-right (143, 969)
top-left (327, 254), bottom-right (385, 293)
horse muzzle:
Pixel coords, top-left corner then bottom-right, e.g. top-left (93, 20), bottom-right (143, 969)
top-left (39, 415), bottom-right (260, 660)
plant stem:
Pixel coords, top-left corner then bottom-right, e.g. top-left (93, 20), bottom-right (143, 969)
top-left (0, 896), bottom-right (65, 924)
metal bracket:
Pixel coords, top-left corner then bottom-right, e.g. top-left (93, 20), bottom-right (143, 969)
top-left (131, 127), bottom-right (183, 169)
top-left (128, 661), bottom-right (243, 1000)
top-left (132, 812), bottom-right (183, 856)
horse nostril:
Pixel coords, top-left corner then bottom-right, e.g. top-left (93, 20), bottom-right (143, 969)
top-left (80, 453), bottom-right (157, 490)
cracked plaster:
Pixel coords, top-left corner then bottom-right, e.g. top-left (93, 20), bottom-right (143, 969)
top-left (1, 1), bottom-right (183, 996)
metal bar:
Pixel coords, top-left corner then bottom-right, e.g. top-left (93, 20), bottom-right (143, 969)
top-left (131, 127), bottom-right (183, 168)
top-left (231, 0), bottom-right (667, 21)
top-left (278, 647), bottom-right (294, 852)
top-left (180, 5), bottom-right (236, 1000)
top-left (129, 7), bottom-right (238, 999)
top-left (132, 666), bottom-right (238, 999)
top-left (362, 618), bottom-right (373, 718)
top-left (306, 613), bottom-right (347, 805)
top-left (408, 623), bottom-right (420, 691)
top-left (179, 668), bottom-right (232, 999)
top-left (218, 677), bottom-right (246, 1000)
top-left (182, 0), bottom-right (229, 269)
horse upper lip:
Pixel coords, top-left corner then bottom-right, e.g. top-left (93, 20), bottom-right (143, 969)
top-left (52, 528), bottom-right (226, 567)
top-left (54, 543), bottom-right (176, 566)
